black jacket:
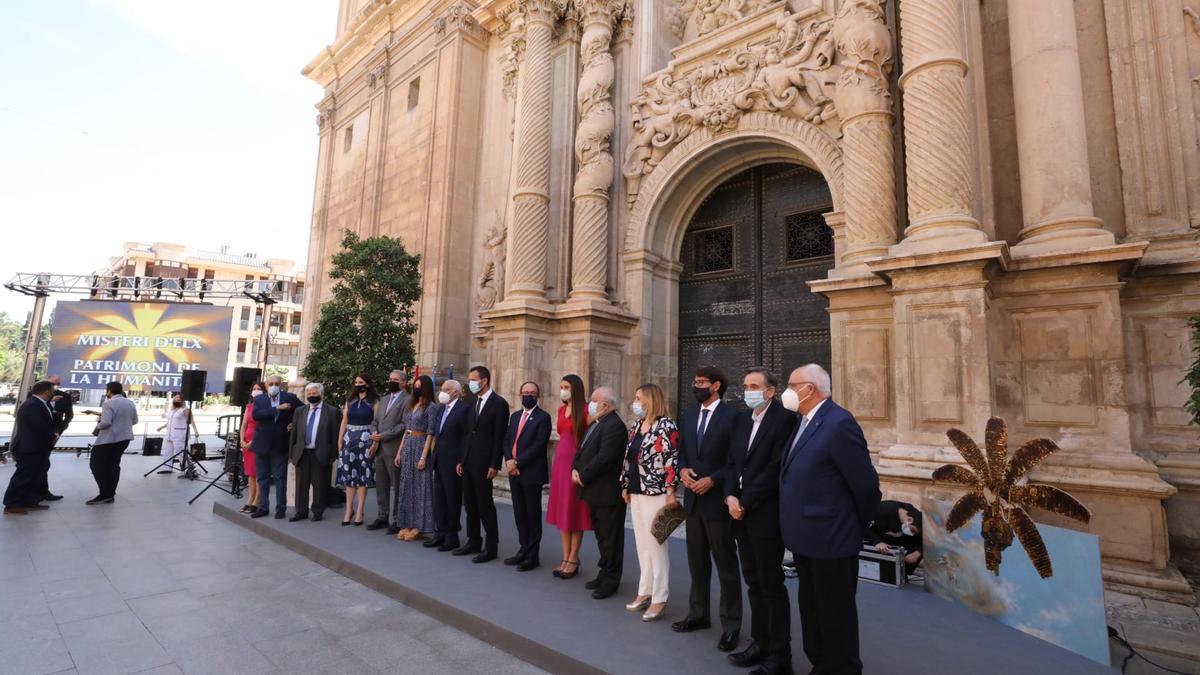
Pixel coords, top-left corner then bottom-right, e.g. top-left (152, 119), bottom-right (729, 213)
top-left (679, 400), bottom-right (738, 518)
top-left (724, 400), bottom-right (797, 537)
top-left (288, 401), bottom-right (341, 465)
top-left (50, 388), bottom-right (74, 435)
top-left (573, 411), bottom-right (626, 507)
top-left (13, 397), bottom-right (55, 456)
top-left (460, 391), bottom-right (510, 474)
top-left (503, 406), bottom-right (551, 486)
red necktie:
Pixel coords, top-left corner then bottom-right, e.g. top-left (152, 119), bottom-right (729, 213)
top-left (512, 411), bottom-right (529, 460)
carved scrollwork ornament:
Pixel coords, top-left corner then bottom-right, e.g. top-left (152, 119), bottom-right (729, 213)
top-left (434, 1), bottom-right (485, 38)
top-left (316, 106), bottom-right (335, 130)
top-left (366, 63), bottom-right (387, 90)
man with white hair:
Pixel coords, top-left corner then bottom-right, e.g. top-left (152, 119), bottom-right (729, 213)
top-left (429, 378), bottom-right (469, 551)
top-left (571, 386), bottom-right (628, 599)
top-left (778, 364), bottom-right (880, 675)
top-left (288, 383), bottom-right (340, 522)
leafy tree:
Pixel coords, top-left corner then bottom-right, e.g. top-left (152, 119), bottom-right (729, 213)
top-left (301, 230), bottom-right (421, 403)
top-left (263, 364), bottom-right (291, 381)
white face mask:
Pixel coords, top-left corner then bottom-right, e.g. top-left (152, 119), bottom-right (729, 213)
top-left (901, 523), bottom-right (915, 537)
top-left (743, 390), bottom-right (765, 409)
top-left (781, 385), bottom-right (814, 413)
top-left (468, 380), bottom-right (481, 394)
top-left (631, 401), bottom-right (645, 418)
top-left (267, 385), bottom-right (280, 397)
top-left (437, 391), bottom-right (451, 405)
top-left (251, 390), bottom-right (262, 398)
top-left (587, 401), bottom-right (601, 418)
top-left (559, 388), bottom-right (571, 402)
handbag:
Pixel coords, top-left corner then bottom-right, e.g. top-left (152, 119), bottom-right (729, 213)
top-left (189, 442), bottom-right (207, 461)
top-left (651, 501), bottom-right (685, 545)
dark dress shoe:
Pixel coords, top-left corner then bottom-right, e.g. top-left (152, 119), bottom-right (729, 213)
top-left (718, 631), bottom-right (740, 652)
top-left (749, 660), bottom-right (793, 675)
top-left (250, 509), bottom-right (270, 519)
top-left (366, 519), bottom-right (388, 531)
top-left (85, 495), bottom-right (106, 505)
top-left (289, 512), bottom-right (309, 522)
top-left (471, 551), bottom-right (497, 564)
top-left (591, 587), bottom-right (617, 600)
top-left (503, 553), bottom-right (525, 566)
top-left (517, 559), bottom-right (540, 572)
top-left (27, 504), bottom-right (50, 510)
top-left (584, 578), bottom-right (602, 590)
top-left (274, 512), bottom-right (287, 519)
top-left (4, 506), bottom-right (28, 514)
top-left (386, 525), bottom-right (401, 535)
top-left (437, 538), bottom-right (460, 552)
top-left (423, 537), bottom-right (444, 548)
top-left (729, 640), bottom-right (765, 666)
top-left (451, 544), bottom-right (481, 557)
top-left (41, 493), bottom-right (64, 501)
top-left (671, 617), bottom-right (712, 633)
top-left (311, 514), bottom-right (323, 522)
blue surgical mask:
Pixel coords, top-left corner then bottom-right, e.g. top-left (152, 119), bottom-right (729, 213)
top-left (468, 380), bottom-right (481, 394)
top-left (631, 402), bottom-right (645, 418)
top-left (743, 391), bottom-right (765, 409)
top-left (588, 401), bottom-right (600, 417)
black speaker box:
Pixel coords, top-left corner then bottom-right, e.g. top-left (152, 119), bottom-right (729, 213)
top-left (143, 437), bottom-right (163, 456)
top-left (230, 367), bottom-right (262, 407)
top-left (180, 370), bottom-right (207, 402)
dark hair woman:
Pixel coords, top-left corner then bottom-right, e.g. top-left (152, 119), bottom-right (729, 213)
top-left (545, 373), bottom-right (593, 579)
top-left (238, 381), bottom-right (267, 513)
top-left (337, 373), bottom-right (378, 525)
top-left (394, 375), bottom-right (437, 541)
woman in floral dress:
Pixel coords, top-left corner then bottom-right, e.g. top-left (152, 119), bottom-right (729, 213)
top-left (395, 375), bottom-right (438, 541)
top-left (337, 373), bottom-right (378, 526)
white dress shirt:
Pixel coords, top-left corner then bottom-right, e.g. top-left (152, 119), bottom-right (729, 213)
top-left (747, 400), bottom-right (772, 449)
top-left (697, 398), bottom-right (721, 435)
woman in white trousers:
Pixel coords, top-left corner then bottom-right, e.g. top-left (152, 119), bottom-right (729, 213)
top-left (157, 393), bottom-right (198, 474)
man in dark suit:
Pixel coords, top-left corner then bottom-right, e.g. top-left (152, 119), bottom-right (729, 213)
top-left (724, 368), bottom-right (798, 674)
top-left (503, 381), bottom-right (551, 571)
top-left (572, 386), bottom-right (627, 599)
top-left (288, 382), bottom-right (340, 522)
top-left (674, 366), bottom-right (743, 652)
top-left (454, 365), bottom-right (509, 563)
top-left (40, 374), bottom-right (72, 501)
top-left (4, 380), bottom-right (57, 514)
top-left (779, 364), bottom-right (880, 675)
top-left (430, 378), bottom-right (469, 551)
top-left (251, 375), bottom-right (304, 519)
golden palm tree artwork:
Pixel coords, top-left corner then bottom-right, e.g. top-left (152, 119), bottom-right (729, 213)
top-left (932, 417), bottom-right (1090, 579)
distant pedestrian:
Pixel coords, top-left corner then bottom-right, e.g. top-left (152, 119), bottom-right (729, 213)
top-left (87, 381), bottom-right (139, 504)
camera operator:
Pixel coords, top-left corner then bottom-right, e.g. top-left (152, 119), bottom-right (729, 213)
top-left (865, 500), bottom-right (923, 576)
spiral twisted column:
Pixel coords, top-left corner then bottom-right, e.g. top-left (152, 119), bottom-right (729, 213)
top-left (894, 0), bottom-right (986, 252)
top-left (569, 1), bottom-right (624, 301)
top-left (506, 1), bottom-right (559, 301)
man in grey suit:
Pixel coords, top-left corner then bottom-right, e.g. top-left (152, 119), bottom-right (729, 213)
top-left (289, 382), bottom-right (340, 522)
top-left (87, 381), bottom-right (139, 505)
top-left (368, 369), bottom-right (409, 533)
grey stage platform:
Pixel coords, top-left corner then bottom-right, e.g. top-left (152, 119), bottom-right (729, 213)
top-left (214, 498), bottom-right (1114, 674)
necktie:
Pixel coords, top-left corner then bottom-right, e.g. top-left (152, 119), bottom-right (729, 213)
top-left (787, 415), bottom-right (810, 464)
top-left (385, 394), bottom-right (396, 414)
top-left (512, 410), bottom-right (529, 459)
top-left (697, 408), bottom-right (711, 450)
top-left (306, 407), bottom-right (318, 447)
top-left (440, 404), bottom-right (450, 434)
top-left (476, 396), bottom-right (483, 417)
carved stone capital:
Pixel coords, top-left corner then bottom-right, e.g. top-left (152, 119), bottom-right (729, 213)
top-left (316, 106), bottom-right (335, 129)
top-left (434, 1), bottom-right (486, 38)
top-left (519, 0), bottom-right (566, 25)
top-left (575, 0), bottom-right (627, 28)
top-left (831, 0), bottom-right (894, 119)
top-left (365, 63), bottom-right (388, 90)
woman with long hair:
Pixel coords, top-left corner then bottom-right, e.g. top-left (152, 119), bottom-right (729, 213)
top-left (336, 373), bottom-right (378, 526)
top-left (157, 392), bottom-right (199, 475)
top-left (239, 381), bottom-right (266, 513)
top-left (394, 374), bottom-right (438, 541)
top-left (545, 374), bottom-right (593, 579)
top-left (621, 383), bottom-right (679, 622)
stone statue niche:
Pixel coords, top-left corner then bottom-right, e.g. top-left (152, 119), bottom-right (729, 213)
top-left (477, 225), bottom-right (507, 311)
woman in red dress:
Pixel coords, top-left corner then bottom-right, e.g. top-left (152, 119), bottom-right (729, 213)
top-left (546, 374), bottom-right (593, 579)
top-left (239, 381), bottom-right (264, 513)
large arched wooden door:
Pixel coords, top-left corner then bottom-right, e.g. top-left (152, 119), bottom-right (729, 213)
top-left (677, 163), bottom-right (834, 408)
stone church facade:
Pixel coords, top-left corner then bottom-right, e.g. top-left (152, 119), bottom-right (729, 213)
top-left (299, 0), bottom-right (1200, 602)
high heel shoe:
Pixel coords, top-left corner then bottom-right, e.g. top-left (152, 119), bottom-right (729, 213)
top-left (642, 603), bottom-right (666, 622)
top-left (559, 559), bottom-right (580, 579)
top-left (342, 520), bottom-right (351, 527)
top-left (625, 596), bottom-right (651, 612)
top-left (552, 560), bottom-right (567, 578)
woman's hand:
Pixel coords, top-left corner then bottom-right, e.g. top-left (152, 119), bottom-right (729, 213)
top-left (394, 453), bottom-right (402, 468)
top-left (417, 457), bottom-right (426, 471)
top-left (622, 489), bottom-right (629, 504)
top-left (666, 492), bottom-right (678, 508)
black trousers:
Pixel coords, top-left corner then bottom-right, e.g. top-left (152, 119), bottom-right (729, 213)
top-left (461, 468), bottom-right (499, 552)
top-left (734, 522), bottom-right (791, 660)
top-left (509, 478), bottom-right (544, 561)
top-left (36, 450), bottom-right (53, 497)
top-left (3, 451), bottom-right (49, 507)
top-left (293, 451), bottom-right (330, 516)
top-left (792, 554), bottom-right (861, 675)
top-left (685, 511), bottom-right (743, 632)
top-left (90, 440), bottom-right (130, 499)
top-left (255, 448), bottom-right (288, 515)
top-left (432, 459), bottom-right (462, 538)
top-left (587, 500), bottom-right (625, 591)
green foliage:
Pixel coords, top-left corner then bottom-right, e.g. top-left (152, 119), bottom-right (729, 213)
top-left (1184, 316), bottom-right (1200, 428)
top-left (263, 364), bottom-right (291, 381)
top-left (0, 311), bottom-right (49, 384)
top-left (301, 230), bottom-right (421, 403)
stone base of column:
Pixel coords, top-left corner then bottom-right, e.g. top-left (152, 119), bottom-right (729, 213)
top-left (1012, 216), bottom-right (1116, 258)
top-left (1160, 454), bottom-right (1200, 557)
top-left (889, 215), bottom-right (989, 256)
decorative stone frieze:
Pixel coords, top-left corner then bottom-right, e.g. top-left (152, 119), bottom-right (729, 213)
top-left (669, 0), bottom-right (778, 41)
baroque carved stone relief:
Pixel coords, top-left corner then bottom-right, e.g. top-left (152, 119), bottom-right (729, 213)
top-left (669, 0), bottom-right (782, 41)
top-left (434, 1), bottom-right (486, 38)
top-left (477, 225), bottom-right (507, 311)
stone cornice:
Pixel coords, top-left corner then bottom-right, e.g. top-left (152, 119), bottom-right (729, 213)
top-left (473, 0), bottom-right (518, 32)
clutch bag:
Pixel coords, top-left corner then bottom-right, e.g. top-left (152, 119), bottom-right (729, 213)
top-left (651, 501), bottom-right (685, 545)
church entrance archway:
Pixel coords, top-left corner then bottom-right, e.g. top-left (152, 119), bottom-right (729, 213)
top-left (676, 162), bottom-right (834, 408)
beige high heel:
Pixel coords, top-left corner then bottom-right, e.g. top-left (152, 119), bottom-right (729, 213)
top-left (625, 596), bottom-right (651, 612)
top-left (642, 603), bottom-right (667, 622)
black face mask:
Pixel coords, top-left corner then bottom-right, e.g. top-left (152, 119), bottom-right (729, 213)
top-left (693, 386), bottom-right (714, 403)
top-left (354, 384), bottom-right (366, 394)
top-left (412, 388), bottom-right (421, 398)
top-left (172, 401), bottom-right (183, 408)
top-left (386, 381), bottom-right (401, 393)
top-left (522, 394), bottom-right (538, 410)
top-left (307, 396), bottom-right (321, 404)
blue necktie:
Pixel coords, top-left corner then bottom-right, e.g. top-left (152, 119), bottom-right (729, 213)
top-left (306, 407), bottom-right (317, 447)
top-left (697, 408), bottom-right (710, 451)
top-left (787, 415), bottom-right (810, 464)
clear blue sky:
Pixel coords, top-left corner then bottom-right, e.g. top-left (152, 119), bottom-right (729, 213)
top-left (0, 0), bottom-right (335, 323)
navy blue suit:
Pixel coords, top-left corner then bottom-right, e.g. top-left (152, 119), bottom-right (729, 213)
top-left (779, 399), bottom-right (880, 675)
top-left (503, 406), bottom-right (551, 563)
top-left (251, 390), bottom-right (303, 516)
top-left (678, 400), bottom-right (742, 632)
top-left (4, 396), bottom-right (55, 508)
top-left (432, 399), bottom-right (470, 544)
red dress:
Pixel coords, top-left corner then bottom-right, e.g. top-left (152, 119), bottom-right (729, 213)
top-left (546, 406), bottom-right (593, 532)
top-left (241, 407), bottom-right (257, 478)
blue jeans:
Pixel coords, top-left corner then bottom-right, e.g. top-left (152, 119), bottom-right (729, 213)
top-left (255, 447), bottom-right (288, 515)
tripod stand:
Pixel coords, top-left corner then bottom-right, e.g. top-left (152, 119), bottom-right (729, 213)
top-left (189, 411), bottom-right (246, 504)
top-left (143, 401), bottom-right (207, 480)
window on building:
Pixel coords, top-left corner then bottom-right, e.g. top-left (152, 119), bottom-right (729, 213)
top-left (784, 211), bottom-right (834, 262)
top-left (692, 226), bottom-right (735, 274)
top-left (343, 125), bottom-right (353, 153)
top-left (203, 269), bottom-right (215, 280)
top-left (236, 338), bottom-right (247, 363)
top-left (239, 307), bottom-right (251, 331)
top-left (408, 78), bottom-right (420, 111)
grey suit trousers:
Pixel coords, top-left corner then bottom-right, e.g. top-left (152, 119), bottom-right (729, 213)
top-left (374, 444), bottom-right (400, 524)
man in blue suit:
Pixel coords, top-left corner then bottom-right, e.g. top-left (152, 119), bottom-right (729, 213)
top-left (3, 380), bottom-right (57, 514)
top-left (673, 366), bottom-right (743, 653)
top-left (779, 364), bottom-right (880, 675)
top-left (250, 375), bottom-right (303, 519)
top-left (502, 381), bottom-right (551, 571)
top-left (430, 378), bottom-right (470, 551)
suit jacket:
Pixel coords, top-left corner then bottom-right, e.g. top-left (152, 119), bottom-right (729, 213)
top-left (371, 390), bottom-right (411, 455)
top-left (288, 401), bottom-right (340, 465)
top-left (572, 411), bottom-right (627, 507)
top-left (94, 395), bottom-right (139, 445)
top-left (724, 400), bottom-right (796, 537)
top-left (503, 406), bottom-right (551, 486)
top-left (13, 397), bottom-right (55, 455)
top-left (50, 388), bottom-right (74, 434)
top-left (779, 399), bottom-right (881, 558)
top-left (433, 398), bottom-right (470, 470)
top-left (678, 400), bottom-right (739, 518)
top-left (251, 391), bottom-right (303, 456)
top-left (460, 391), bottom-right (510, 474)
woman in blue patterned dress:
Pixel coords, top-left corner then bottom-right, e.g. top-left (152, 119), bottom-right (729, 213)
top-left (337, 373), bottom-right (378, 526)
top-left (394, 375), bottom-right (438, 541)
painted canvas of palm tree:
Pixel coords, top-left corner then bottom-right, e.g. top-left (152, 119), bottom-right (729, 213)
top-left (932, 417), bottom-right (1091, 578)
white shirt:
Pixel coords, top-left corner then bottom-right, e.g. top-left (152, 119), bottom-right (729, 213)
top-left (697, 398), bottom-right (721, 435)
top-left (747, 400), bottom-right (771, 449)
top-left (304, 404), bottom-right (322, 449)
top-left (475, 388), bottom-right (492, 414)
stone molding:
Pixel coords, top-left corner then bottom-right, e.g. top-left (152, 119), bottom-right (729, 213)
top-left (433, 1), bottom-right (487, 39)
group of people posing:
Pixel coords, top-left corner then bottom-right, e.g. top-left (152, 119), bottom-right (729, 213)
top-left (237, 361), bottom-right (884, 675)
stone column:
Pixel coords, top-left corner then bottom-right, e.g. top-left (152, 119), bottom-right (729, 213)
top-left (831, 0), bottom-right (897, 275)
top-left (568, 0), bottom-right (625, 302)
top-left (506, 0), bottom-right (560, 301)
top-left (1008, 0), bottom-right (1114, 255)
top-left (893, 0), bottom-right (986, 252)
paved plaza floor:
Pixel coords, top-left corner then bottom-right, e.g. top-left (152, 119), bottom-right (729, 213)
top-left (0, 451), bottom-right (545, 675)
